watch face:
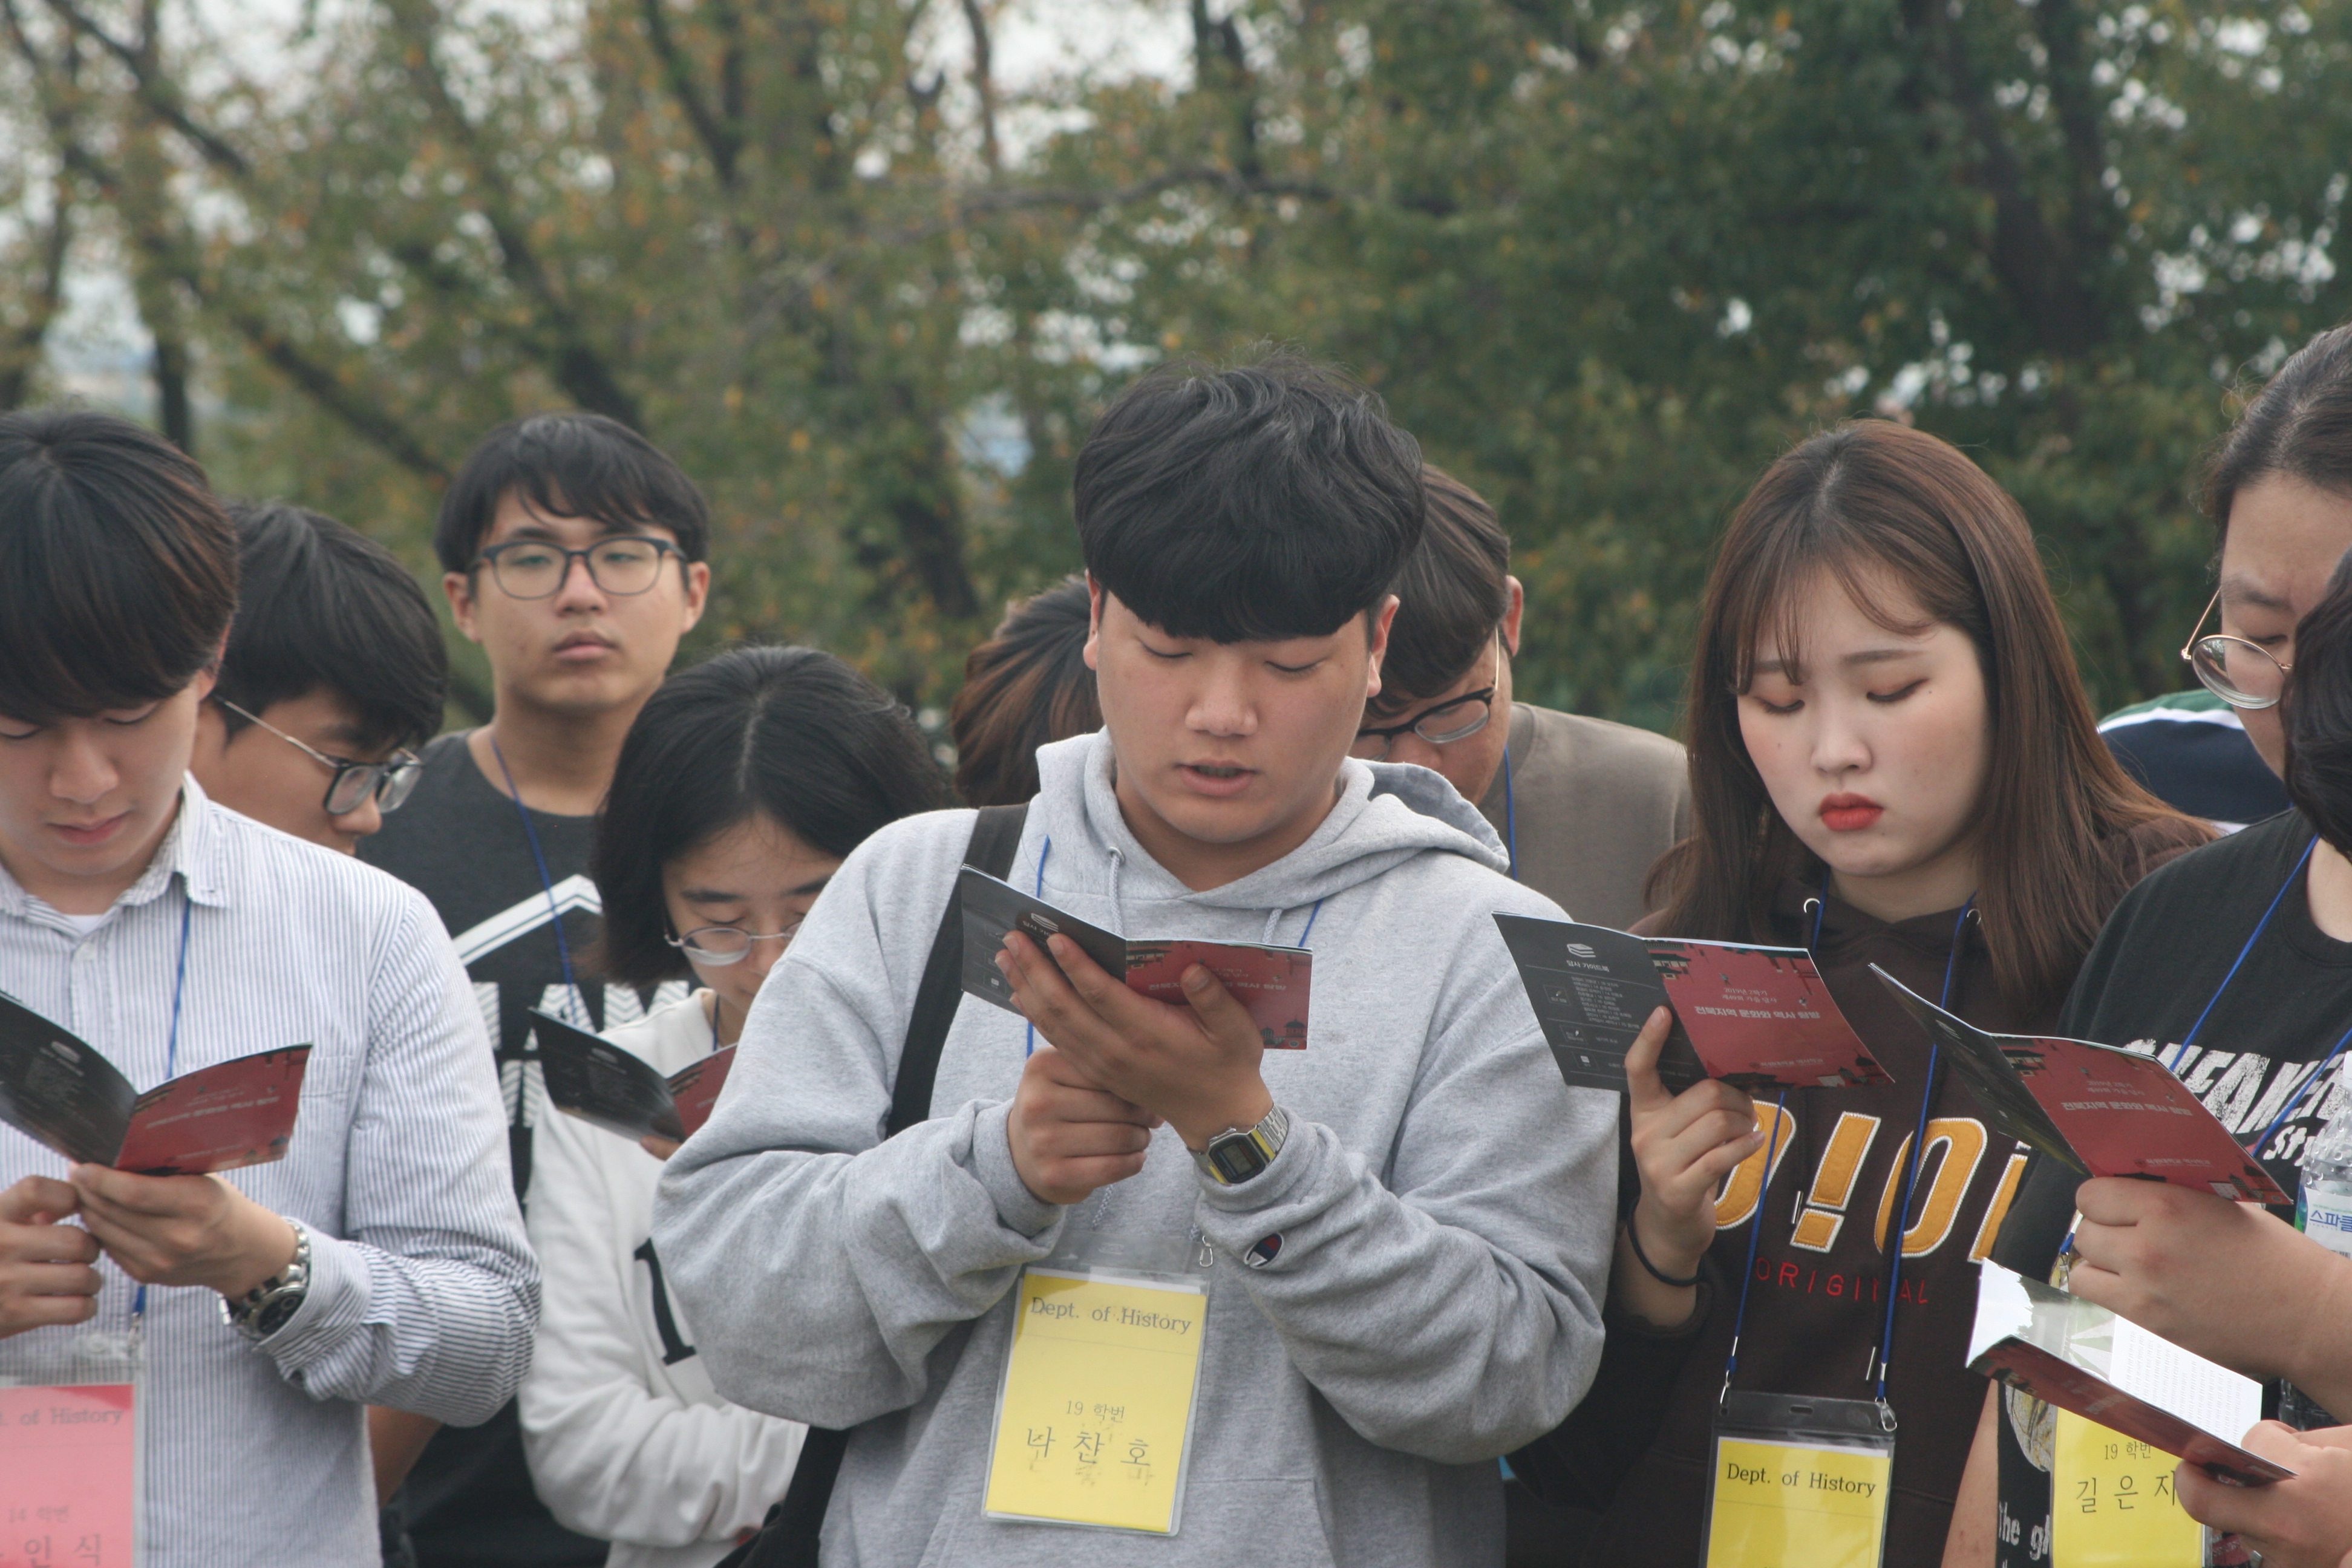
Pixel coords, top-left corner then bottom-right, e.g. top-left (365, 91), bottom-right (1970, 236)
top-left (1207, 1138), bottom-right (1266, 1185)
top-left (252, 1292), bottom-right (305, 1338)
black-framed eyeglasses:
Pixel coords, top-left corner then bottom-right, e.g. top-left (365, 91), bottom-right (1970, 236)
top-left (1350, 686), bottom-right (1497, 761)
top-left (2180, 587), bottom-right (2295, 710)
top-left (475, 537), bottom-right (684, 600)
top-left (216, 699), bottom-right (422, 815)
top-left (665, 920), bottom-right (805, 965)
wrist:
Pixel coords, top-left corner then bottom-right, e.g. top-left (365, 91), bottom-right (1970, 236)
top-left (1175, 1082), bottom-right (1276, 1152)
top-left (2287, 1245), bottom-right (2352, 1390)
top-left (1628, 1198), bottom-right (1711, 1282)
top-left (214, 1210), bottom-right (299, 1301)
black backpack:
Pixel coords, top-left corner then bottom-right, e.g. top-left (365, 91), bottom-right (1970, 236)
top-left (714, 803), bottom-right (1029, 1568)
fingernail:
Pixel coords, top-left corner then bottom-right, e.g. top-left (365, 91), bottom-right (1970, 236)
top-left (1183, 967), bottom-right (1210, 993)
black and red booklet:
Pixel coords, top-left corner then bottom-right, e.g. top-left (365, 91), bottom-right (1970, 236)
top-left (1872, 967), bottom-right (2292, 1206)
top-left (0, 991), bottom-right (308, 1175)
top-left (958, 869), bottom-right (1312, 1049)
top-left (1968, 1264), bottom-right (2289, 1485)
top-left (1493, 915), bottom-right (1891, 1093)
top-left (531, 1010), bottom-right (736, 1145)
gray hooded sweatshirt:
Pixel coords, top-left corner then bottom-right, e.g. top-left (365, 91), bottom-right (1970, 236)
top-left (652, 733), bottom-right (1617, 1566)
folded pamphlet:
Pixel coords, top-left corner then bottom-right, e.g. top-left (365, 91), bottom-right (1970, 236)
top-left (958, 869), bottom-right (1310, 1049)
top-left (1968, 1264), bottom-right (2288, 1485)
top-left (1493, 915), bottom-right (1891, 1094)
top-left (1870, 967), bottom-right (2291, 1206)
top-left (0, 991), bottom-right (308, 1175)
top-left (532, 1010), bottom-right (736, 1145)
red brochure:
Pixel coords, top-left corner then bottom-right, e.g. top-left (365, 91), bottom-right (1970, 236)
top-left (1969, 1265), bottom-right (2290, 1486)
top-left (1872, 967), bottom-right (2291, 1205)
top-left (1494, 914), bottom-right (1890, 1093)
top-left (959, 869), bottom-right (1312, 1049)
top-left (532, 1010), bottom-right (737, 1145)
top-left (0, 991), bottom-right (307, 1175)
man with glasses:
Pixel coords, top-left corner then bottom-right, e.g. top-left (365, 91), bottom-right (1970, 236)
top-left (191, 502), bottom-right (445, 855)
top-left (361, 411), bottom-right (710, 1568)
top-left (1356, 467), bottom-right (1689, 929)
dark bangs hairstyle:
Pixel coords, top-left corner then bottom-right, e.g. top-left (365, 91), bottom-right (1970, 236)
top-left (1651, 420), bottom-right (2201, 1019)
top-left (0, 408), bottom-right (237, 724)
top-left (593, 645), bottom-right (944, 986)
top-left (950, 575), bottom-right (1101, 806)
top-left (435, 411), bottom-right (711, 573)
top-left (2204, 324), bottom-right (2352, 538)
top-left (217, 502), bottom-right (449, 753)
top-left (2284, 547), bottom-right (2352, 856)
top-left (1074, 352), bottom-right (1425, 643)
top-left (1377, 466), bottom-right (1513, 704)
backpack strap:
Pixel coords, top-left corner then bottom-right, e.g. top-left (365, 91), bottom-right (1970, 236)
top-left (727, 802), bottom-right (1032, 1568)
top-left (887, 802), bottom-right (1029, 1137)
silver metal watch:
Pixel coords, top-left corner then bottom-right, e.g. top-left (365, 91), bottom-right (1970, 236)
top-left (220, 1218), bottom-right (311, 1342)
top-left (1193, 1105), bottom-right (1291, 1187)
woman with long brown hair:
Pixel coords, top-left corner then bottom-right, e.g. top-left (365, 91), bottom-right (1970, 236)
top-left (1509, 419), bottom-right (2206, 1566)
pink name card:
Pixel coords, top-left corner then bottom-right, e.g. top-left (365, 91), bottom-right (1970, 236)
top-left (0, 1383), bottom-right (134, 1567)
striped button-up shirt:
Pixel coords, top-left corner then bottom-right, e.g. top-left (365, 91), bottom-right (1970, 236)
top-left (0, 778), bottom-right (538, 1565)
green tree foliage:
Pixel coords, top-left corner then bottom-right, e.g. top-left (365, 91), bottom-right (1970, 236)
top-left (4, 0), bottom-right (2348, 728)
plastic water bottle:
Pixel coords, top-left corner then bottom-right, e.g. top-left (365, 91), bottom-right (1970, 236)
top-left (2299, 1113), bottom-right (2352, 1259)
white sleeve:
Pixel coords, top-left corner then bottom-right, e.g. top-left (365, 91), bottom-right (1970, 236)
top-left (520, 1098), bottom-right (805, 1547)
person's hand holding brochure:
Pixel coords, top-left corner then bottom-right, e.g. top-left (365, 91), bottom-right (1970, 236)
top-left (531, 1010), bottom-right (736, 1146)
top-left (958, 869), bottom-right (1312, 1048)
top-left (1492, 914), bottom-right (1891, 1093)
top-left (1968, 1263), bottom-right (2291, 1486)
top-left (1870, 967), bottom-right (2291, 1205)
top-left (0, 991), bottom-right (308, 1176)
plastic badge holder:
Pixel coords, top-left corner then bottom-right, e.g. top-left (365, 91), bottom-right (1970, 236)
top-left (981, 1227), bottom-right (1212, 1537)
top-left (1704, 1391), bottom-right (1894, 1568)
top-left (0, 1327), bottom-right (143, 1566)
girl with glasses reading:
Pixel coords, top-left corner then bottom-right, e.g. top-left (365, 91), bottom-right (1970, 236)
top-left (517, 645), bottom-right (941, 1567)
top-left (1507, 420), bottom-right (2207, 1567)
top-left (1989, 325), bottom-right (2352, 1568)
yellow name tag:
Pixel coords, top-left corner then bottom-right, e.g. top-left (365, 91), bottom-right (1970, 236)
top-left (1707, 1437), bottom-right (1892, 1568)
top-left (2050, 1410), bottom-right (2201, 1566)
top-left (983, 1267), bottom-right (1208, 1534)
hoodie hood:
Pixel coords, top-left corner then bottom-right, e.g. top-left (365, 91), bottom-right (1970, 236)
top-left (1028, 732), bottom-right (1510, 934)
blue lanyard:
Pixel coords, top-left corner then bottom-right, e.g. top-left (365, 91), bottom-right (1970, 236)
top-left (2163, 836), bottom-right (2349, 1163)
top-left (129, 895), bottom-right (195, 1324)
top-left (1722, 875), bottom-right (1973, 1413)
top-left (490, 735), bottom-right (587, 1026)
top-left (1501, 731), bottom-right (1518, 881)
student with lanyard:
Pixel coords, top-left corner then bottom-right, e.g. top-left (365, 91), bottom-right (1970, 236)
top-left (360, 412), bottom-right (711, 1567)
top-left (0, 408), bottom-right (537, 1563)
top-left (1351, 465), bottom-right (1691, 930)
top-left (1992, 326), bottom-right (2352, 1568)
top-left (652, 356), bottom-right (1619, 1566)
top-left (517, 646), bottom-right (944, 1566)
top-left (1506, 420), bottom-right (2207, 1567)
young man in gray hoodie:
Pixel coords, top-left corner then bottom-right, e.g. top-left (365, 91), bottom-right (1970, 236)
top-left (652, 356), bottom-right (1618, 1566)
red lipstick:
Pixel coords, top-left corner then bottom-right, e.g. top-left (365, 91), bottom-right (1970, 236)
top-left (1818, 793), bottom-right (1884, 832)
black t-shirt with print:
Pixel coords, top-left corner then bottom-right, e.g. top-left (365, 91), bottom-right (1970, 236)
top-left (1991, 809), bottom-right (2352, 1568)
top-left (361, 731), bottom-right (684, 1568)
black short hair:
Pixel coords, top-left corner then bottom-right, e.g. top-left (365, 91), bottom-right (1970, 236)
top-left (593, 645), bottom-right (946, 986)
top-left (214, 502), bottom-right (449, 753)
top-left (2284, 546), bottom-right (2352, 857)
top-left (1378, 466), bottom-right (1512, 704)
top-left (950, 575), bottom-right (1102, 806)
top-left (434, 411), bottom-right (711, 573)
top-left (2206, 324), bottom-right (2352, 538)
top-left (0, 408), bottom-right (238, 724)
top-left (1073, 352), bottom-right (1425, 642)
